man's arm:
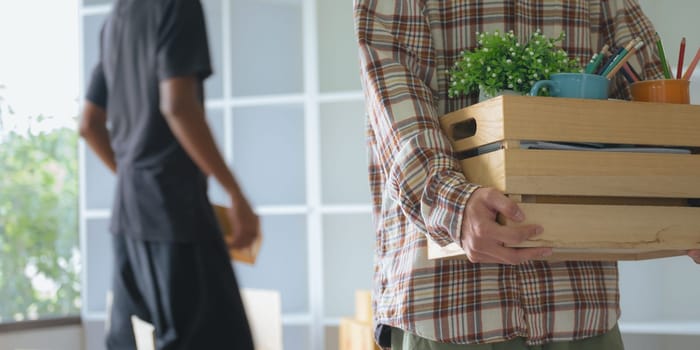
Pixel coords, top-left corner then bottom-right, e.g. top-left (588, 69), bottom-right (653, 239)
top-left (159, 76), bottom-right (258, 249)
top-left (81, 60), bottom-right (115, 173)
top-left (355, 0), bottom-right (470, 245)
top-left (80, 101), bottom-right (116, 173)
top-left (354, 0), bottom-right (548, 264)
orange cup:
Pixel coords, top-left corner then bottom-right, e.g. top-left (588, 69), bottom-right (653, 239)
top-left (630, 79), bottom-right (690, 104)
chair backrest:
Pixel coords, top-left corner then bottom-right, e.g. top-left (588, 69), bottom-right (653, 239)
top-left (130, 315), bottom-right (156, 350)
top-left (240, 289), bottom-right (283, 350)
top-left (130, 288), bottom-right (282, 350)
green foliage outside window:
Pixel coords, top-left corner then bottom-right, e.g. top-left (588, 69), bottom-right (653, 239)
top-left (0, 105), bottom-right (80, 322)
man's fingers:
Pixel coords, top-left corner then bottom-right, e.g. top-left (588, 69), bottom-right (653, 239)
top-left (470, 218), bottom-right (542, 246)
top-left (494, 224), bottom-right (544, 245)
top-left (481, 189), bottom-right (525, 223)
top-left (462, 221), bottom-right (549, 264)
top-left (688, 250), bottom-right (700, 264)
top-left (463, 188), bottom-right (550, 265)
top-left (230, 234), bottom-right (255, 249)
top-left (229, 226), bottom-right (258, 249)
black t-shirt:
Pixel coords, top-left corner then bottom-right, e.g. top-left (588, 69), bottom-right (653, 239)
top-left (86, 0), bottom-right (219, 242)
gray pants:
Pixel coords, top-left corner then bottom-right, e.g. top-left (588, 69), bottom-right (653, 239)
top-left (391, 325), bottom-right (624, 350)
top-left (106, 234), bottom-right (254, 350)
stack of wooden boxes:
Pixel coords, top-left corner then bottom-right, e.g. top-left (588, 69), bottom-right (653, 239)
top-left (339, 290), bottom-right (380, 350)
top-left (430, 95), bottom-right (700, 261)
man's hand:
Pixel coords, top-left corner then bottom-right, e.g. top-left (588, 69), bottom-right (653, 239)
top-left (688, 250), bottom-right (700, 264)
top-left (226, 194), bottom-right (260, 249)
top-left (460, 187), bottom-right (551, 264)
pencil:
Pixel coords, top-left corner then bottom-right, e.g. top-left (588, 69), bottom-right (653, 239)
top-left (655, 32), bottom-right (673, 79)
top-left (677, 37), bottom-right (686, 79)
top-left (621, 63), bottom-right (639, 82)
top-left (605, 40), bottom-right (644, 80)
top-left (585, 44), bottom-right (610, 74)
top-left (624, 62), bottom-right (641, 81)
top-left (620, 66), bottom-right (636, 83)
top-left (682, 47), bottom-right (700, 80)
top-left (602, 38), bottom-right (640, 78)
top-left (597, 47), bottom-right (623, 75)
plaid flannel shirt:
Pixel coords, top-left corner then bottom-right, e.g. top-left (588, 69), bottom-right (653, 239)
top-left (354, 0), bottom-right (664, 346)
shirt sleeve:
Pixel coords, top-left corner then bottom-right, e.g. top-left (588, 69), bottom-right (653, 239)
top-left (156, 0), bottom-right (212, 81)
top-left (86, 61), bottom-right (108, 109)
top-left (604, 0), bottom-right (666, 98)
top-left (354, 0), bottom-right (479, 246)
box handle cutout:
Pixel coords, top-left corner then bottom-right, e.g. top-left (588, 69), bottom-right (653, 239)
top-left (451, 118), bottom-right (477, 141)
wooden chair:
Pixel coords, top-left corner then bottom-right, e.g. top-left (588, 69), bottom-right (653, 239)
top-left (130, 315), bottom-right (156, 350)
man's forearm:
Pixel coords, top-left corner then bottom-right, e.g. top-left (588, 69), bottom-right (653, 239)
top-left (80, 102), bottom-right (117, 173)
top-left (163, 107), bottom-right (242, 198)
top-left (83, 128), bottom-right (117, 173)
top-left (160, 76), bottom-right (245, 199)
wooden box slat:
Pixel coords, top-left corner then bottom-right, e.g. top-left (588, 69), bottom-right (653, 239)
top-left (461, 149), bottom-right (700, 198)
top-left (510, 203), bottom-right (700, 249)
top-left (441, 95), bottom-right (700, 151)
top-left (427, 240), bottom-right (685, 261)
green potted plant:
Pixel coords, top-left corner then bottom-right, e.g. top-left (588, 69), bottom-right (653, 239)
top-left (448, 30), bottom-right (581, 100)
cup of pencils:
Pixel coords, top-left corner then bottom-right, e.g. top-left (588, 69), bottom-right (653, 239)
top-left (630, 79), bottom-right (689, 104)
top-left (586, 34), bottom-right (698, 104)
top-left (630, 33), bottom-right (697, 104)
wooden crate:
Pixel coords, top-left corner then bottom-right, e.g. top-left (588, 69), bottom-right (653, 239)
top-left (339, 318), bottom-right (380, 350)
top-left (432, 95), bottom-right (700, 261)
top-left (354, 290), bottom-right (373, 324)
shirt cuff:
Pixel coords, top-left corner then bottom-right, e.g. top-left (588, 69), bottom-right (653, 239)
top-left (421, 169), bottom-right (480, 247)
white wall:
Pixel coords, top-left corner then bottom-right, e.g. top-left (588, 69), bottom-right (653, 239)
top-left (637, 0), bottom-right (699, 71)
top-left (0, 326), bottom-right (83, 350)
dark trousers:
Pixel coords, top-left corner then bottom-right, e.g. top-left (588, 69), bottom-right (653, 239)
top-left (106, 234), bottom-right (254, 350)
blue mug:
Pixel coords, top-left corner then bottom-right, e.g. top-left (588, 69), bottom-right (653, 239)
top-left (530, 73), bottom-right (610, 99)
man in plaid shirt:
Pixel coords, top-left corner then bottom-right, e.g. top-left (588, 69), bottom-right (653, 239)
top-left (354, 0), bottom-right (700, 348)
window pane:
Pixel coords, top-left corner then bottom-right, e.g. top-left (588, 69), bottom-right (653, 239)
top-left (0, 0), bottom-right (81, 323)
top-left (317, 0), bottom-right (362, 92)
top-left (85, 149), bottom-right (116, 210)
top-left (201, 0), bottom-right (224, 99)
top-left (320, 101), bottom-right (371, 204)
top-left (206, 107), bottom-right (228, 206)
top-left (85, 219), bottom-right (113, 313)
top-left (232, 104), bottom-right (306, 206)
top-left (82, 14), bottom-right (106, 88)
top-left (234, 215), bottom-right (309, 314)
top-left (0, 130), bottom-right (81, 321)
top-left (230, 0), bottom-right (303, 96)
top-left (322, 214), bottom-right (374, 317)
top-left (284, 325), bottom-right (310, 350)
